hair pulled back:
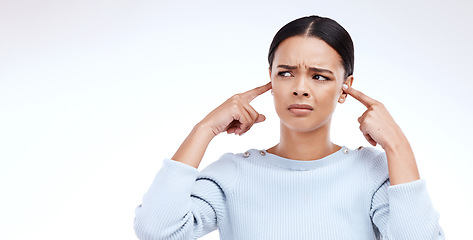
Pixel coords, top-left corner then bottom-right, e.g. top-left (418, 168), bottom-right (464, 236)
top-left (268, 15), bottom-right (354, 78)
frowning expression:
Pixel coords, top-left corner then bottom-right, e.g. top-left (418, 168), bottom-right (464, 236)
top-left (269, 36), bottom-right (349, 132)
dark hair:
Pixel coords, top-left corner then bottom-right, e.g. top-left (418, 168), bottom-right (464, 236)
top-left (268, 15), bottom-right (354, 78)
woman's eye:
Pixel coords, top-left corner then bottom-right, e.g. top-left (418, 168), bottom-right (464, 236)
top-left (278, 71), bottom-right (292, 77)
top-left (313, 75), bottom-right (329, 81)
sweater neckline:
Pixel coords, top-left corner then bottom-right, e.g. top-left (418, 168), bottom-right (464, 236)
top-left (251, 146), bottom-right (350, 171)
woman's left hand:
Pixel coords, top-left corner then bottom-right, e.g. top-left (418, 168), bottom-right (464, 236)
top-left (342, 84), bottom-right (406, 151)
top-left (342, 84), bottom-right (420, 184)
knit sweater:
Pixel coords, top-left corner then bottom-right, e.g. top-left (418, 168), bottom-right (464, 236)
top-left (134, 146), bottom-right (444, 239)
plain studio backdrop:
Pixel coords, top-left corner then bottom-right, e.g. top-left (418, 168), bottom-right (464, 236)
top-left (1, 0), bottom-right (472, 239)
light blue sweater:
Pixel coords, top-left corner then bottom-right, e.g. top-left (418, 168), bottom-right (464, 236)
top-left (134, 146), bottom-right (444, 239)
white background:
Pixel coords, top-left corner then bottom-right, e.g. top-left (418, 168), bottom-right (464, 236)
top-left (1, 0), bottom-right (472, 239)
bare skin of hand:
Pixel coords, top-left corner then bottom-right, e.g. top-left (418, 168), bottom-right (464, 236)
top-left (201, 82), bottom-right (272, 136)
top-left (342, 84), bottom-right (420, 185)
top-left (172, 82), bottom-right (272, 169)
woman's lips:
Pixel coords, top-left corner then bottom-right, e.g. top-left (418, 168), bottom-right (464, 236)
top-left (288, 104), bottom-right (313, 115)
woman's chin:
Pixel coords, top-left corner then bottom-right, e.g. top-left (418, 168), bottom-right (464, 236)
top-left (280, 119), bottom-right (328, 133)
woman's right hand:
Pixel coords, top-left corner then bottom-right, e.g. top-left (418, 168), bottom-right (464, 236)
top-left (200, 82), bottom-right (272, 137)
top-left (172, 82), bottom-right (271, 168)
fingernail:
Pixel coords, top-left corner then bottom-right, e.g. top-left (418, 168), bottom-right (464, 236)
top-left (342, 84), bottom-right (348, 90)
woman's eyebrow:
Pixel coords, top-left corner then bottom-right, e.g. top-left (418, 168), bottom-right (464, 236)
top-left (277, 64), bottom-right (334, 75)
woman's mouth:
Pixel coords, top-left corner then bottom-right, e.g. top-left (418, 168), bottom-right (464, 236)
top-left (288, 104), bottom-right (313, 115)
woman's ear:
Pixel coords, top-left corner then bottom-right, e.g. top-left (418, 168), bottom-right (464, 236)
top-left (345, 75), bottom-right (354, 88)
top-left (339, 75), bottom-right (354, 103)
top-left (269, 67), bottom-right (274, 95)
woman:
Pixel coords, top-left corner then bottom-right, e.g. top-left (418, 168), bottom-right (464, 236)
top-left (134, 16), bottom-right (444, 239)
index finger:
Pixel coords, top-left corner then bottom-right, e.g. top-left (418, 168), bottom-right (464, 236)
top-left (241, 82), bottom-right (272, 102)
top-left (343, 84), bottom-right (378, 107)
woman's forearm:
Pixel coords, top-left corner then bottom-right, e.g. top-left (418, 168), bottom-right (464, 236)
top-left (384, 135), bottom-right (420, 185)
top-left (172, 122), bottom-right (215, 169)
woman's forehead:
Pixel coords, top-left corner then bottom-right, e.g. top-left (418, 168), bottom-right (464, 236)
top-left (273, 36), bottom-right (343, 72)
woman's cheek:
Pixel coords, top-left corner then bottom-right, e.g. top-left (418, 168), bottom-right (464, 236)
top-left (272, 91), bottom-right (286, 117)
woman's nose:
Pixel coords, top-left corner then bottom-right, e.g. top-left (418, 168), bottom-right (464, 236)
top-left (293, 91), bottom-right (309, 97)
top-left (292, 80), bottom-right (310, 97)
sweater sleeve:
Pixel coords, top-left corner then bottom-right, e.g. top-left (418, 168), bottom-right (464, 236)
top-left (369, 155), bottom-right (445, 239)
top-left (134, 155), bottom-right (237, 240)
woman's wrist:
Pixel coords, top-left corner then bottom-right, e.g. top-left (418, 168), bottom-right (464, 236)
top-left (382, 129), bottom-right (408, 153)
top-left (194, 120), bottom-right (218, 142)
top-left (171, 122), bottom-right (215, 169)
top-left (383, 136), bottom-right (421, 185)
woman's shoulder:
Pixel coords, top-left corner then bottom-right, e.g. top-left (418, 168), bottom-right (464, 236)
top-left (199, 149), bottom-right (262, 173)
top-left (351, 145), bottom-right (381, 155)
top-left (351, 146), bottom-right (389, 182)
top-left (195, 151), bottom-right (245, 190)
top-left (352, 146), bottom-right (387, 162)
top-left (199, 150), bottom-right (248, 172)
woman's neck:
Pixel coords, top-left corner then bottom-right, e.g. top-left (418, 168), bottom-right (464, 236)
top-left (267, 122), bottom-right (341, 161)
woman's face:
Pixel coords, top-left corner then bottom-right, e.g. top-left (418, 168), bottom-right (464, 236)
top-left (269, 36), bottom-right (352, 133)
